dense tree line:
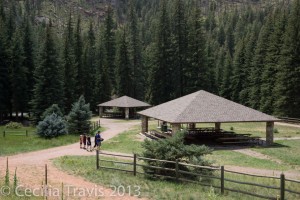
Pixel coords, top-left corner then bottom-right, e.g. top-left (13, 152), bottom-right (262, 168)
top-left (0, 0), bottom-right (300, 122)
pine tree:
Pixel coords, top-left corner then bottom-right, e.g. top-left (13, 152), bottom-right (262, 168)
top-left (0, 17), bottom-right (10, 120)
top-left (22, 17), bottom-right (35, 115)
top-left (31, 22), bottom-right (64, 123)
top-left (63, 14), bottom-right (77, 113)
top-left (104, 5), bottom-right (115, 95)
top-left (83, 21), bottom-right (97, 109)
top-left (74, 16), bottom-right (84, 96)
top-left (128, 0), bottom-right (144, 99)
top-left (248, 15), bottom-right (273, 110)
top-left (9, 29), bottom-right (28, 120)
top-left (147, 0), bottom-right (173, 105)
top-left (186, 7), bottom-right (207, 94)
top-left (67, 95), bottom-right (92, 134)
top-left (116, 29), bottom-right (131, 96)
top-left (275, 0), bottom-right (300, 117)
top-left (219, 49), bottom-right (233, 99)
top-left (172, 0), bottom-right (188, 97)
top-left (260, 9), bottom-right (286, 114)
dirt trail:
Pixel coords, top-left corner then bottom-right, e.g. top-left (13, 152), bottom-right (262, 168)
top-left (0, 118), bottom-right (142, 200)
top-left (275, 122), bottom-right (300, 128)
top-left (232, 149), bottom-right (283, 164)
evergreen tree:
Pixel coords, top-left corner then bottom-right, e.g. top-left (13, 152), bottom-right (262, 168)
top-left (116, 29), bottom-right (131, 96)
top-left (275, 0), bottom-right (300, 117)
top-left (0, 17), bottom-right (10, 120)
top-left (172, 0), bottom-right (188, 97)
top-left (147, 0), bottom-right (173, 105)
top-left (83, 21), bottom-right (97, 109)
top-left (31, 23), bottom-right (64, 123)
top-left (128, 0), bottom-right (144, 99)
top-left (41, 104), bottom-right (63, 120)
top-left (248, 15), bottom-right (273, 109)
top-left (219, 49), bottom-right (233, 99)
top-left (104, 5), bottom-right (115, 95)
top-left (74, 16), bottom-right (84, 96)
top-left (9, 30), bottom-right (28, 119)
top-left (62, 14), bottom-right (77, 113)
top-left (260, 10), bottom-right (286, 114)
top-left (186, 7), bottom-right (207, 94)
top-left (37, 113), bottom-right (67, 139)
top-left (22, 17), bottom-right (35, 114)
top-left (67, 95), bottom-right (92, 134)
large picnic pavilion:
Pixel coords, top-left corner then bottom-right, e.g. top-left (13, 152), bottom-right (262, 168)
top-left (138, 90), bottom-right (280, 146)
top-left (98, 96), bottom-right (151, 119)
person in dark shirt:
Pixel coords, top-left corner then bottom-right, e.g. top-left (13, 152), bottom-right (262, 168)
top-left (83, 133), bottom-right (87, 149)
top-left (86, 135), bottom-right (91, 151)
top-left (94, 131), bottom-right (103, 150)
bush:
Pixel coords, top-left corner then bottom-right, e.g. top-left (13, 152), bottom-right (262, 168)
top-left (37, 113), bottom-right (67, 139)
top-left (41, 104), bottom-right (63, 120)
top-left (5, 122), bottom-right (22, 129)
top-left (141, 130), bottom-right (213, 180)
top-left (273, 128), bottom-right (279, 133)
top-left (67, 95), bottom-right (92, 134)
top-left (230, 126), bottom-right (234, 131)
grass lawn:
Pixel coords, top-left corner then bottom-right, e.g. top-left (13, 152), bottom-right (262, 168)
top-left (102, 121), bottom-right (300, 172)
top-left (101, 126), bottom-right (143, 154)
top-left (205, 150), bottom-right (290, 171)
top-left (252, 140), bottom-right (300, 168)
top-left (54, 155), bottom-right (300, 200)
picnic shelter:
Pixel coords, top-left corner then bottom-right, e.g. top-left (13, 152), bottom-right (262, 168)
top-left (98, 96), bottom-right (151, 119)
top-left (138, 90), bottom-right (280, 146)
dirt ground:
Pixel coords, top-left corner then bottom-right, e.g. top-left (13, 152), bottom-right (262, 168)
top-left (0, 118), bottom-right (142, 200)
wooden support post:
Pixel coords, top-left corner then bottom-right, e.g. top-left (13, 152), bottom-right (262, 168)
top-left (221, 166), bottom-right (224, 194)
top-left (133, 154), bottom-right (137, 176)
top-left (266, 121), bottom-right (274, 146)
top-left (96, 150), bottom-right (99, 169)
top-left (171, 123), bottom-right (181, 135)
top-left (215, 122), bottom-right (221, 131)
top-left (3, 130), bottom-right (5, 137)
top-left (141, 116), bottom-right (148, 133)
top-left (125, 107), bottom-right (130, 119)
top-left (45, 164), bottom-right (48, 185)
top-left (99, 107), bottom-right (103, 117)
top-left (280, 174), bottom-right (285, 200)
top-left (26, 130), bottom-right (28, 137)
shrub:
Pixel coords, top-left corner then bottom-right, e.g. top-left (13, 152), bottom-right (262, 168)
top-left (37, 113), bottom-right (67, 139)
top-left (5, 122), bottom-right (22, 129)
top-left (273, 128), bottom-right (279, 133)
top-left (67, 95), bottom-right (92, 134)
top-left (41, 104), bottom-right (63, 120)
top-left (230, 126), bottom-right (234, 131)
top-left (141, 130), bottom-right (213, 180)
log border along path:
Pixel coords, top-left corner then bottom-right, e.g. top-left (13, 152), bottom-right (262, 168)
top-left (0, 118), bottom-right (143, 200)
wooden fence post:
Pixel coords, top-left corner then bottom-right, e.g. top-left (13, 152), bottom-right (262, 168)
top-left (221, 166), bottom-right (224, 194)
top-left (280, 174), bottom-right (285, 200)
top-left (45, 164), bottom-right (48, 200)
top-left (96, 150), bottom-right (99, 169)
top-left (26, 130), bottom-right (28, 137)
top-left (3, 130), bottom-right (5, 137)
top-left (133, 154), bottom-right (137, 176)
top-left (175, 159), bottom-right (179, 181)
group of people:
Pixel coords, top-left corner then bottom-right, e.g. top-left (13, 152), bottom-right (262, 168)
top-left (80, 131), bottom-right (103, 152)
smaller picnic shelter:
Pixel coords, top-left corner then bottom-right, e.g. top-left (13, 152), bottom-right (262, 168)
top-left (98, 96), bottom-right (151, 119)
top-left (138, 90), bottom-right (280, 146)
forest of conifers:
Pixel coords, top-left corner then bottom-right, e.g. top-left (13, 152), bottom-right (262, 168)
top-left (0, 0), bottom-right (299, 122)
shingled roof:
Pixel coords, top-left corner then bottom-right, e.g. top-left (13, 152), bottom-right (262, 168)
top-left (138, 90), bottom-right (279, 123)
top-left (98, 96), bottom-right (151, 108)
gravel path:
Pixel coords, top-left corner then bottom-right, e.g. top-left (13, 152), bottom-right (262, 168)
top-left (0, 118), bottom-right (142, 200)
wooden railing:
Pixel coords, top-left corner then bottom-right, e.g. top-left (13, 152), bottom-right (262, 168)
top-left (96, 151), bottom-right (300, 200)
top-left (278, 117), bottom-right (300, 124)
top-left (2, 130), bottom-right (34, 137)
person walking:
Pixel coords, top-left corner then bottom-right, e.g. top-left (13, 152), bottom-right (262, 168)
top-left (79, 134), bottom-right (83, 149)
top-left (83, 133), bottom-right (87, 149)
top-left (94, 131), bottom-right (103, 150)
top-left (86, 135), bottom-right (91, 151)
